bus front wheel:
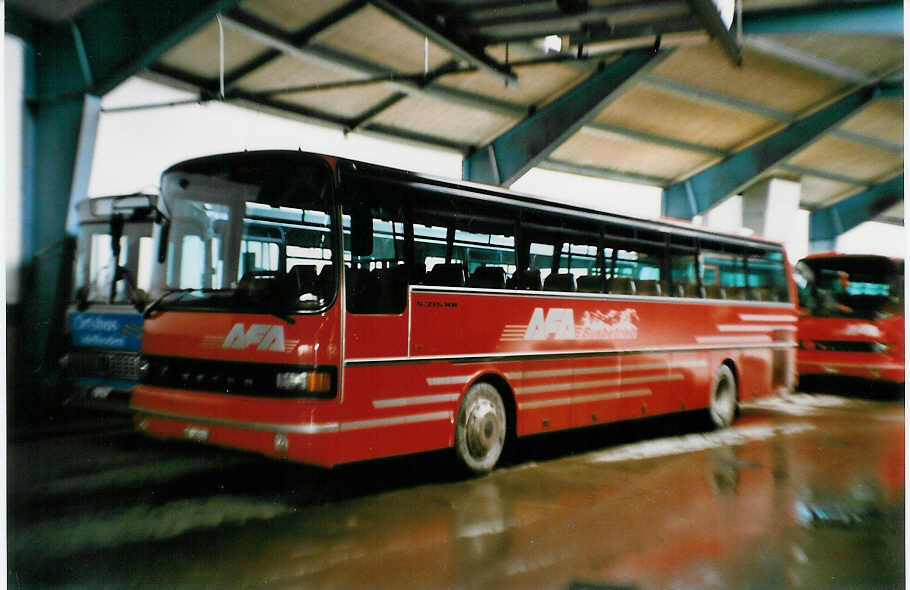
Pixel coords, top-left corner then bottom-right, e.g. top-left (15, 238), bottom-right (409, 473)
top-left (455, 382), bottom-right (506, 475)
top-left (709, 364), bottom-right (738, 429)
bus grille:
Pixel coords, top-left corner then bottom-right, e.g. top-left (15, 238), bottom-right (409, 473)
top-left (140, 355), bottom-right (336, 399)
top-left (813, 340), bottom-right (880, 353)
top-left (68, 350), bottom-right (142, 381)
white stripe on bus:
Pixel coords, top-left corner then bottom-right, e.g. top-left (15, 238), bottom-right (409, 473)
top-left (373, 393), bottom-right (460, 408)
top-left (340, 411), bottom-right (453, 431)
top-left (800, 360), bottom-right (903, 370)
top-left (426, 375), bottom-right (473, 385)
top-left (695, 335), bottom-right (772, 344)
top-left (518, 388), bottom-right (652, 410)
top-left (343, 341), bottom-right (795, 366)
top-left (507, 359), bottom-right (706, 381)
top-left (134, 408), bottom-right (453, 434)
top-left (515, 372), bottom-right (683, 395)
top-left (717, 324), bottom-right (797, 332)
top-left (738, 314), bottom-right (797, 322)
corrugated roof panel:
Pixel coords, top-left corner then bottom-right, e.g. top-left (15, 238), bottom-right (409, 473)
top-left (239, 0), bottom-right (354, 34)
top-left (370, 94), bottom-right (519, 145)
top-left (760, 34), bottom-right (904, 77)
top-left (438, 63), bottom-right (589, 108)
top-left (231, 54), bottom-right (354, 93)
top-left (315, 5), bottom-right (453, 74)
top-left (838, 99), bottom-right (904, 147)
top-left (551, 128), bottom-right (714, 181)
top-left (652, 43), bottom-right (847, 114)
top-left (788, 135), bottom-right (903, 182)
top-left (879, 201), bottom-right (904, 221)
top-left (789, 174), bottom-right (859, 208)
top-left (594, 84), bottom-right (778, 150)
top-left (158, 21), bottom-right (267, 79)
top-left (276, 84), bottom-right (401, 119)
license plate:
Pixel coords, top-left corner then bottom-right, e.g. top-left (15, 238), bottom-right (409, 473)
top-left (184, 426), bottom-right (209, 441)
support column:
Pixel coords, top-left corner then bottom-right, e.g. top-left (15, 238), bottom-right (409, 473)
top-left (741, 177), bottom-right (801, 243)
top-left (17, 81), bottom-right (101, 417)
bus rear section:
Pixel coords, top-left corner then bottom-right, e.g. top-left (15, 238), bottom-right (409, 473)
top-left (62, 194), bottom-right (162, 410)
top-left (795, 254), bottom-right (904, 385)
top-left (132, 151), bottom-right (797, 473)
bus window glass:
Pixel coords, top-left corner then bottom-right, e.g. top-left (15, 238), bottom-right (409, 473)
top-left (457, 228), bottom-right (515, 288)
top-left (156, 156), bottom-right (336, 313)
top-left (701, 250), bottom-right (745, 300)
top-left (529, 242), bottom-right (556, 286)
top-left (562, 242), bottom-right (600, 293)
top-left (344, 205), bottom-right (409, 314)
top-left (671, 252), bottom-right (698, 297)
top-left (747, 250), bottom-right (789, 302)
top-left (87, 234), bottom-right (129, 302)
top-left (610, 249), bottom-right (662, 295)
top-left (137, 236), bottom-right (153, 293)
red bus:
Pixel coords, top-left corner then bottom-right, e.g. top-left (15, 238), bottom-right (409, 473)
top-left (794, 253), bottom-right (904, 385)
top-left (132, 151), bottom-right (797, 473)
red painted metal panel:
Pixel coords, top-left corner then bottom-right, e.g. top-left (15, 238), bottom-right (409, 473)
top-left (134, 288), bottom-right (797, 467)
top-left (797, 315), bottom-right (905, 384)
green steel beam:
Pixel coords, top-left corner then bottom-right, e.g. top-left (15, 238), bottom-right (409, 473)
top-left (662, 84), bottom-right (903, 219)
top-left (809, 175), bottom-right (903, 251)
top-left (28, 0), bottom-right (241, 101)
top-left (743, 1), bottom-right (903, 35)
top-left (11, 0), bottom-right (241, 410)
top-left (463, 49), bottom-right (665, 186)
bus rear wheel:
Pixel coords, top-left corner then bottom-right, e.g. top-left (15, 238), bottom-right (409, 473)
top-left (455, 383), bottom-right (506, 475)
top-left (709, 364), bottom-right (737, 429)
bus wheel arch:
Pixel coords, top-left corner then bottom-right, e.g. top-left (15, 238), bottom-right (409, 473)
top-left (454, 376), bottom-right (513, 475)
top-left (709, 361), bottom-right (739, 429)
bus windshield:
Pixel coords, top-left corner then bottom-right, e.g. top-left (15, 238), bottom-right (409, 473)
top-left (796, 255), bottom-right (903, 319)
top-left (154, 154), bottom-right (336, 314)
top-left (73, 195), bottom-right (159, 306)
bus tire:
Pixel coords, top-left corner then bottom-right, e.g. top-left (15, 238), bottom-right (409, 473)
top-left (455, 382), bottom-right (506, 475)
top-left (709, 364), bottom-right (737, 429)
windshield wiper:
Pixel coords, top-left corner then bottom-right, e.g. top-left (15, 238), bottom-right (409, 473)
top-left (268, 310), bottom-right (296, 325)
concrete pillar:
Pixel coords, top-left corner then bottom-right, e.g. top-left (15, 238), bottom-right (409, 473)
top-left (741, 177), bottom-right (802, 243)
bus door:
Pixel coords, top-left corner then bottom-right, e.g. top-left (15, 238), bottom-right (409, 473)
top-left (342, 201), bottom-right (412, 412)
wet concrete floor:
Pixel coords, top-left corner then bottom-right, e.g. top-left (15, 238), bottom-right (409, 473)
top-left (8, 391), bottom-right (904, 589)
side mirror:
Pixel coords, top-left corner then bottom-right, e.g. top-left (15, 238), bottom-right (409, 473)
top-left (75, 286), bottom-right (90, 311)
top-left (350, 204), bottom-right (373, 257)
top-left (157, 219), bottom-right (170, 263)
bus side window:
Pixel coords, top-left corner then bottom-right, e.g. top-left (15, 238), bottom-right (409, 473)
top-left (344, 205), bottom-right (408, 314)
top-left (702, 250), bottom-right (744, 300)
top-left (458, 226), bottom-right (515, 289)
top-left (671, 252), bottom-right (698, 297)
top-left (758, 250), bottom-right (790, 302)
top-left (527, 242), bottom-right (554, 288)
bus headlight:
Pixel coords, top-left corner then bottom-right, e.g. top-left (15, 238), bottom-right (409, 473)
top-left (138, 357), bottom-right (151, 381)
top-left (276, 370), bottom-right (333, 396)
top-left (871, 342), bottom-right (891, 353)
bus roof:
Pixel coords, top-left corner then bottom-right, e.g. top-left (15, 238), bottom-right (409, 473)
top-left (164, 150), bottom-right (786, 253)
top-left (798, 253), bottom-right (903, 275)
top-left (76, 193), bottom-right (159, 223)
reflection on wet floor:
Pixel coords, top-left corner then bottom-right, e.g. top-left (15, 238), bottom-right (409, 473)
top-left (8, 395), bottom-right (904, 589)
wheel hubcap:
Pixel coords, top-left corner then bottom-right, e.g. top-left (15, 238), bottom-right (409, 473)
top-left (714, 376), bottom-right (734, 424)
top-left (465, 399), bottom-right (500, 459)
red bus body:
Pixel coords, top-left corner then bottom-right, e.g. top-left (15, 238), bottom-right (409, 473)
top-left (132, 151), bottom-right (797, 469)
top-left (795, 254), bottom-right (904, 385)
top-left (136, 290), bottom-right (796, 467)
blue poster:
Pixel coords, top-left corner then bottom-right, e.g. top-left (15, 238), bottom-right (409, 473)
top-left (70, 311), bottom-right (144, 351)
